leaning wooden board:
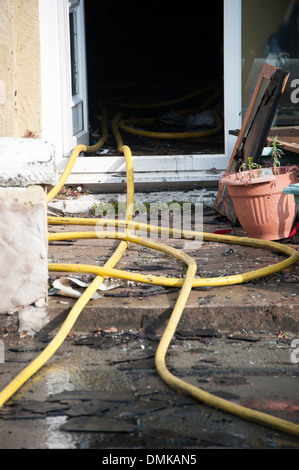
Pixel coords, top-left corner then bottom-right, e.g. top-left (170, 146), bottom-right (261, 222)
top-left (267, 126), bottom-right (299, 154)
top-left (213, 63), bottom-right (289, 224)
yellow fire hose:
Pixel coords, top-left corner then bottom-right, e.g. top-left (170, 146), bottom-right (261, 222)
top-left (118, 106), bottom-right (222, 140)
top-left (112, 86), bottom-right (223, 140)
top-left (1, 107), bottom-right (299, 440)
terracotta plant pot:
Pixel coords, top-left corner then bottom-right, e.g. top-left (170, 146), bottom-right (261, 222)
top-left (221, 166), bottom-right (298, 240)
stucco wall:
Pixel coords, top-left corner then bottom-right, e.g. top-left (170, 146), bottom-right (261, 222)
top-left (0, 0), bottom-right (41, 139)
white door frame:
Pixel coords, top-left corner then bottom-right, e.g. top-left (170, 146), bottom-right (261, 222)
top-left (39, 0), bottom-right (72, 157)
top-left (39, 0), bottom-right (242, 187)
top-left (39, 0), bottom-right (88, 157)
top-left (223, 0), bottom-right (242, 160)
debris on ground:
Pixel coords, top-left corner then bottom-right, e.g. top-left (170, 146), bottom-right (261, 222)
top-left (0, 326), bottom-right (298, 449)
top-left (1, 203), bottom-right (299, 449)
top-left (49, 276), bottom-right (123, 299)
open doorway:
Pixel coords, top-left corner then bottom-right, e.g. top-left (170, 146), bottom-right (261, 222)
top-left (84, 0), bottom-right (224, 157)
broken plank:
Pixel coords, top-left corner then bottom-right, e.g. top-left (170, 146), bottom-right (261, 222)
top-left (213, 63), bottom-right (289, 223)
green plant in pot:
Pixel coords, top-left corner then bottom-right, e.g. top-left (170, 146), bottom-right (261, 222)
top-left (221, 137), bottom-right (298, 240)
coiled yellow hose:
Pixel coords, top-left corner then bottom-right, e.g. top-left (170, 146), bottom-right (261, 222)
top-left (116, 87), bottom-right (223, 140)
top-left (1, 106), bottom-right (299, 440)
top-left (118, 107), bottom-right (222, 140)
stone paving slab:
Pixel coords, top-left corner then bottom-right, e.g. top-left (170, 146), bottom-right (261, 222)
top-left (46, 218), bottom-right (299, 335)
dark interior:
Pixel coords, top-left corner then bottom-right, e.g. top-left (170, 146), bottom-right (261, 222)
top-left (84, 0), bottom-right (224, 155)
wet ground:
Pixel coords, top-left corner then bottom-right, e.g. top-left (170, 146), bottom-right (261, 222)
top-left (1, 205), bottom-right (299, 450)
top-left (0, 327), bottom-right (299, 450)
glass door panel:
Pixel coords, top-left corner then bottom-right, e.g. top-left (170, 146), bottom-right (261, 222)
top-left (69, 0), bottom-right (89, 145)
top-left (242, 0), bottom-right (299, 126)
